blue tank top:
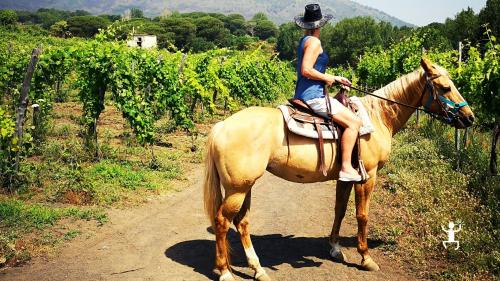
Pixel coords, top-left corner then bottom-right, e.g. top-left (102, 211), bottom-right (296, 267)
top-left (294, 36), bottom-right (329, 101)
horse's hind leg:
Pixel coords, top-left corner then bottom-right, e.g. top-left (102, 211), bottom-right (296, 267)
top-left (329, 180), bottom-right (353, 262)
top-left (215, 191), bottom-right (247, 281)
top-left (234, 191), bottom-right (271, 281)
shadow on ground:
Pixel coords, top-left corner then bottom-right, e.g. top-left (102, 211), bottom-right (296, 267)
top-left (164, 228), bottom-right (384, 280)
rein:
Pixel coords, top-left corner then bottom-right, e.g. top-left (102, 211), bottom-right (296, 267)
top-left (342, 72), bottom-right (468, 124)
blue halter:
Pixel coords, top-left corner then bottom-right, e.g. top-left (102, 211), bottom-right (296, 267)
top-left (422, 72), bottom-right (468, 124)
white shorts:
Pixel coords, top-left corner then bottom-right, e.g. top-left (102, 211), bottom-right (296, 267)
top-left (305, 97), bottom-right (343, 117)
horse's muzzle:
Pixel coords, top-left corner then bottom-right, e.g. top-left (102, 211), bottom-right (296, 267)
top-left (455, 114), bottom-right (474, 128)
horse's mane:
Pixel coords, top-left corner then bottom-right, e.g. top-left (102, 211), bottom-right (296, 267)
top-left (362, 70), bottom-right (426, 132)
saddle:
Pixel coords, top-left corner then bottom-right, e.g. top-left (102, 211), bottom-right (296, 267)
top-left (285, 88), bottom-right (368, 182)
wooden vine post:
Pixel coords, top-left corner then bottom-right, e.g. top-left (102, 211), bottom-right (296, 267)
top-left (459, 40), bottom-right (469, 148)
top-left (417, 46), bottom-right (426, 126)
top-left (14, 48), bottom-right (42, 173)
top-left (490, 122), bottom-right (499, 176)
top-left (455, 42), bottom-right (463, 169)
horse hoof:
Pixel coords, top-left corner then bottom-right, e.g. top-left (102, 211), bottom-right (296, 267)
top-left (219, 271), bottom-right (235, 281)
top-left (361, 257), bottom-right (380, 271)
top-left (255, 270), bottom-right (271, 281)
top-left (329, 248), bottom-right (346, 262)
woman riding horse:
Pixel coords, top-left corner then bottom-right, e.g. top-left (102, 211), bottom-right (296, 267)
top-left (294, 3), bottom-right (363, 182)
top-left (204, 5), bottom-right (474, 281)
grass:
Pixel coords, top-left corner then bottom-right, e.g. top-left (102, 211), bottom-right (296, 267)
top-left (0, 199), bottom-right (107, 266)
top-left (371, 117), bottom-right (499, 280)
top-left (0, 199), bottom-right (107, 229)
top-left (1, 102), bottom-right (203, 268)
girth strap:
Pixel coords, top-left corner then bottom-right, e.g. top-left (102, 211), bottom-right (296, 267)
top-left (314, 118), bottom-right (328, 176)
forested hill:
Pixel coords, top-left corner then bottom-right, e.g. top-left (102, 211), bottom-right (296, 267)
top-left (0, 0), bottom-right (412, 27)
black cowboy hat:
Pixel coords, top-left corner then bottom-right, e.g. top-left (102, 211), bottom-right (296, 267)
top-left (295, 4), bottom-right (333, 29)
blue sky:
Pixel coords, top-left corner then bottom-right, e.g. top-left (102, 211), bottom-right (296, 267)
top-left (352, 0), bottom-right (488, 26)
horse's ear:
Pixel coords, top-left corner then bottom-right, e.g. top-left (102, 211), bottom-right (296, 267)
top-left (420, 57), bottom-right (437, 75)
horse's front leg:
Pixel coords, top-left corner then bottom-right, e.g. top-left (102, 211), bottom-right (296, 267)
top-left (329, 180), bottom-right (354, 262)
top-left (354, 174), bottom-right (380, 271)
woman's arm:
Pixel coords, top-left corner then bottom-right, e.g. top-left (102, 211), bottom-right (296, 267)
top-left (301, 37), bottom-right (351, 87)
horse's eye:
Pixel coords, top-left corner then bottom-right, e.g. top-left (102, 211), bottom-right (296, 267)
top-left (442, 87), bottom-right (451, 92)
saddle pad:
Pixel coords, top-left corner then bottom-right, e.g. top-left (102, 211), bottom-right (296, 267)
top-left (350, 96), bottom-right (375, 136)
top-left (278, 105), bottom-right (338, 140)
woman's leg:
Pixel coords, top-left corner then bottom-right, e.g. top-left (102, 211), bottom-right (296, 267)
top-left (305, 97), bottom-right (362, 176)
top-left (329, 100), bottom-right (362, 175)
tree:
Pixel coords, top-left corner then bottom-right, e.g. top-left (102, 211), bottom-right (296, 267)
top-left (160, 17), bottom-right (197, 49)
top-left (444, 7), bottom-right (479, 48)
top-left (16, 11), bottom-right (37, 24)
top-left (325, 17), bottom-right (387, 66)
top-left (67, 16), bottom-right (110, 38)
top-left (230, 34), bottom-right (257, 50)
top-left (254, 19), bottom-right (278, 40)
top-left (130, 8), bottom-right (144, 19)
top-left (0, 10), bottom-right (17, 26)
top-left (189, 37), bottom-right (216, 52)
top-left (50, 20), bottom-right (70, 38)
top-left (479, 0), bottom-right (500, 38)
top-left (99, 14), bottom-right (122, 22)
top-left (417, 24), bottom-right (453, 51)
top-left (224, 14), bottom-right (246, 35)
top-left (193, 16), bottom-right (231, 48)
top-left (73, 10), bottom-right (91, 16)
top-left (276, 22), bottom-right (302, 60)
top-left (252, 12), bottom-right (268, 22)
top-left (34, 9), bottom-right (64, 28)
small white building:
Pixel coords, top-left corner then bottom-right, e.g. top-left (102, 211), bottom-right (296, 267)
top-left (127, 34), bottom-right (157, 49)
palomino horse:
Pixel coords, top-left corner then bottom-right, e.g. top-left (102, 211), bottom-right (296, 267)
top-left (203, 58), bottom-right (474, 281)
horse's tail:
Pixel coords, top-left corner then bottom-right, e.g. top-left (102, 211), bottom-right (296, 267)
top-left (204, 122), bottom-right (224, 229)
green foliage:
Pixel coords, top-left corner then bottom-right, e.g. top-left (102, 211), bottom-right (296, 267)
top-left (0, 10), bottom-right (17, 26)
top-left (444, 8), bottom-right (480, 49)
top-left (130, 8), bottom-right (144, 19)
top-left (67, 15), bottom-right (110, 38)
top-left (224, 14), bottom-right (246, 35)
top-left (253, 19), bottom-right (278, 40)
top-left (0, 24), bottom-right (292, 190)
top-left (276, 22), bottom-right (302, 60)
top-left (479, 0), bottom-right (500, 39)
top-left (252, 12), bottom-right (269, 22)
top-left (49, 20), bottom-right (70, 38)
top-left (355, 31), bottom-right (498, 125)
top-left (357, 34), bottom-right (424, 87)
top-left (413, 24), bottom-right (453, 51)
top-left (455, 33), bottom-right (499, 125)
top-left (375, 119), bottom-right (499, 279)
top-left (417, 0), bottom-right (499, 51)
top-left (0, 199), bottom-right (106, 229)
top-left (89, 161), bottom-right (149, 190)
top-left (160, 16), bottom-right (197, 50)
top-left (16, 8), bottom-right (91, 29)
top-left (321, 17), bottom-right (407, 66)
top-left (0, 107), bottom-right (18, 188)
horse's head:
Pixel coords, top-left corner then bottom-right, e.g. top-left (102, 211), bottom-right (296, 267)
top-left (420, 58), bottom-right (474, 128)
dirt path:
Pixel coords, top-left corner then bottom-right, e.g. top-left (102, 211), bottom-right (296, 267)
top-left (0, 169), bottom-right (416, 281)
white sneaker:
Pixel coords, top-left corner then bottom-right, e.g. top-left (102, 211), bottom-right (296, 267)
top-left (338, 171), bottom-right (362, 182)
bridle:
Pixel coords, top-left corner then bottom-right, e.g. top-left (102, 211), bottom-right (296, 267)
top-left (420, 72), bottom-right (468, 124)
top-left (345, 71), bottom-right (468, 125)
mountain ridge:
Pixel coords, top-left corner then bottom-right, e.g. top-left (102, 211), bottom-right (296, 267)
top-left (0, 0), bottom-right (414, 27)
